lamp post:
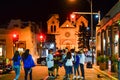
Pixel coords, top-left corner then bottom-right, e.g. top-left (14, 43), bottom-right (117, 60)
top-left (90, 0), bottom-right (94, 64)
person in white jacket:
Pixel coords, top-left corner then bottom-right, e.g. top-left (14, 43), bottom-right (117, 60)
top-left (46, 49), bottom-right (54, 78)
top-left (79, 49), bottom-right (85, 80)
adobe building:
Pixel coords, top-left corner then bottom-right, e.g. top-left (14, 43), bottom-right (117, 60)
top-left (0, 19), bottom-right (40, 62)
top-left (47, 14), bottom-right (88, 51)
top-left (96, 1), bottom-right (120, 72)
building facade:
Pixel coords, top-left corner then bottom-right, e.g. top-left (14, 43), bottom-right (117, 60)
top-left (96, 1), bottom-right (120, 72)
top-left (47, 14), bottom-right (88, 51)
top-left (0, 19), bottom-right (40, 62)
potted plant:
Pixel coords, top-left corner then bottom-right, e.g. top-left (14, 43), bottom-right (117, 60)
top-left (97, 55), bottom-right (108, 70)
top-left (111, 54), bottom-right (118, 72)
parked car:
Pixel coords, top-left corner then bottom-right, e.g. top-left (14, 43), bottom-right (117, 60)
top-left (86, 51), bottom-right (92, 57)
top-left (0, 57), bottom-right (13, 74)
top-left (37, 57), bottom-right (46, 66)
top-left (37, 42), bottom-right (56, 66)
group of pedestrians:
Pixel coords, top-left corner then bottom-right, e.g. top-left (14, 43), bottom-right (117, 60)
top-left (12, 48), bottom-right (86, 80)
top-left (46, 48), bottom-right (86, 80)
top-left (12, 49), bottom-right (35, 80)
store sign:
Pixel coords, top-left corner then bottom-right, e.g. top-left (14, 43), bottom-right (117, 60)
top-left (16, 41), bottom-right (26, 48)
top-left (89, 40), bottom-right (95, 47)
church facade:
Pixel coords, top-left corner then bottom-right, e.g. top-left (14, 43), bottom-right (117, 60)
top-left (47, 14), bottom-right (88, 51)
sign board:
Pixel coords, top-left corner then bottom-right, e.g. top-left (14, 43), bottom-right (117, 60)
top-left (16, 41), bottom-right (26, 48)
top-left (89, 40), bottom-right (96, 47)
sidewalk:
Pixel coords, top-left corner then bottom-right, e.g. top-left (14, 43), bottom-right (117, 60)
top-left (93, 65), bottom-right (118, 80)
top-left (86, 56), bottom-right (118, 80)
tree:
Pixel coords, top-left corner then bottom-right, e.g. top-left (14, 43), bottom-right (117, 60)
top-left (78, 22), bottom-right (90, 49)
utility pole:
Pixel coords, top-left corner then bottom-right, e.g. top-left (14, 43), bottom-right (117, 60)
top-left (90, 0), bottom-right (94, 64)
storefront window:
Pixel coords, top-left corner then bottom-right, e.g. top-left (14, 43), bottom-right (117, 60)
top-left (103, 38), bottom-right (105, 51)
top-left (115, 33), bottom-right (119, 54)
top-left (0, 48), bottom-right (2, 56)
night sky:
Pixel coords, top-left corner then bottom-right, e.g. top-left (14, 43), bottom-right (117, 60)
top-left (0, 0), bottom-right (119, 29)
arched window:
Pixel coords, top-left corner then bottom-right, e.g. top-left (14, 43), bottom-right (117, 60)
top-left (54, 25), bottom-right (56, 32)
top-left (51, 25), bottom-right (53, 32)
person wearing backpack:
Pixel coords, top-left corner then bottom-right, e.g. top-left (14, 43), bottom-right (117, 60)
top-left (65, 51), bottom-right (74, 80)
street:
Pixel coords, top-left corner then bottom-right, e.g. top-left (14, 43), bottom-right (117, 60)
top-left (0, 64), bottom-right (112, 80)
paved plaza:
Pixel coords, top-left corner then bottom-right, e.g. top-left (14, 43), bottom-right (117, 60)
top-left (0, 64), bottom-right (113, 80)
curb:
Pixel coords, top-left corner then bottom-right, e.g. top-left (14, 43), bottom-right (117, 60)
top-left (93, 66), bottom-right (118, 80)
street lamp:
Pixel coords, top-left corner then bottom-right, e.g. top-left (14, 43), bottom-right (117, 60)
top-left (90, 0), bottom-right (94, 65)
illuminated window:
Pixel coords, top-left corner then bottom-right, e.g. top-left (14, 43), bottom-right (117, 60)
top-left (0, 48), bottom-right (2, 56)
top-left (66, 24), bottom-right (69, 27)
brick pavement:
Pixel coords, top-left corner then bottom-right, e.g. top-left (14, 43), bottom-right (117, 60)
top-left (0, 66), bottom-right (48, 80)
top-left (0, 64), bottom-right (115, 80)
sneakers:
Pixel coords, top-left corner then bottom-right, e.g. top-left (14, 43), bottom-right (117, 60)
top-left (77, 76), bottom-right (80, 79)
top-left (67, 78), bottom-right (70, 80)
top-left (73, 76), bottom-right (76, 79)
top-left (63, 75), bottom-right (67, 79)
top-left (81, 76), bottom-right (84, 80)
top-left (49, 75), bottom-right (55, 79)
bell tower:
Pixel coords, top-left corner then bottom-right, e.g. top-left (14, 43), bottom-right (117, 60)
top-left (47, 14), bottom-right (59, 34)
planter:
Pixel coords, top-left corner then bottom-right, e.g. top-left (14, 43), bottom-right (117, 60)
top-left (99, 62), bottom-right (106, 70)
top-left (97, 55), bottom-right (108, 70)
top-left (111, 62), bottom-right (118, 72)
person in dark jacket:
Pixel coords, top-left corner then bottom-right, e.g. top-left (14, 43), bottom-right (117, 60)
top-left (12, 51), bottom-right (21, 80)
top-left (22, 49), bottom-right (35, 80)
top-left (53, 49), bottom-right (62, 77)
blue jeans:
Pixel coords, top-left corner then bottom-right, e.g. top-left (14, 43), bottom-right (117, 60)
top-left (63, 64), bottom-right (67, 75)
top-left (80, 63), bottom-right (84, 78)
top-left (14, 65), bottom-right (20, 80)
top-left (66, 66), bottom-right (72, 75)
top-left (24, 68), bottom-right (32, 80)
top-left (73, 64), bottom-right (80, 75)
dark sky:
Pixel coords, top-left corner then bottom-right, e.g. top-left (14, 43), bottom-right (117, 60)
top-left (0, 0), bottom-right (119, 28)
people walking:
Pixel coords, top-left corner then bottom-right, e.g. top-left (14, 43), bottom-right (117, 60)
top-left (79, 49), bottom-right (85, 80)
top-left (12, 51), bottom-right (22, 80)
top-left (73, 51), bottom-right (80, 79)
top-left (22, 49), bottom-right (35, 80)
top-left (46, 49), bottom-right (55, 78)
